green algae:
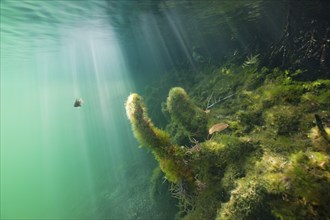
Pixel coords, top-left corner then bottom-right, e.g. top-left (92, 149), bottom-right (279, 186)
top-left (166, 87), bottom-right (208, 142)
top-left (125, 64), bottom-right (330, 219)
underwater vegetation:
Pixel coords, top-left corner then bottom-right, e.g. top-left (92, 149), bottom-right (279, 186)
top-left (125, 64), bottom-right (330, 220)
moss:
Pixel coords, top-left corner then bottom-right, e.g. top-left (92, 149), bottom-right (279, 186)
top-left (195, 135), bottom-right (256, 183)
top-left (308, 126), bottom-right (330, 152)
top-left (286, 151), bottom-right (330, 201)
top-left (125, 93), bottom-right (192, 183)
top-left (260, 83), bottom-right (304, 107)
top-left (300, 87), bottom-right (330, 112)
top-left (273, 84), bottom-right (304, 105)
top-left (125, 93), bottom-right (173, 152)
top-left (271, 151), bottom-right (330, 219)
top-left (220, 164), bottom-right (245, 201)
top-left (315, 90), bottom-right (330, 106)
top-left (167, 87), bottom-right (208, 141)
top-left (302, 79), bottom-right (330, 92)
top-left (236, 110), bottom-right (263, 132)
top-left (242, 69), bottom-right (265, 90)
top-left (125, 65), bottom-right (330, 220)
top-left (217, 179), bottom-right (276, 220)
top-left (159, 158), bottom-right (183, 183)
top-left (254, 152), bottom-right (288, 193)
top-left (263, 105), bottom-right (301, 135)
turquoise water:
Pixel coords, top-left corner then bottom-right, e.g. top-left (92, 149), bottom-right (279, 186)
top-left (1, 1), bottom-right (161, 219)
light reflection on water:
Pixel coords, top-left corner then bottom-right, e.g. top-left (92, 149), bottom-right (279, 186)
top-left (1, 0), bottom-right (113, 59)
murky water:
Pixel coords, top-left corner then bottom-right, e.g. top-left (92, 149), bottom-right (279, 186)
top-left (1, 1), bottom-right (162, 219)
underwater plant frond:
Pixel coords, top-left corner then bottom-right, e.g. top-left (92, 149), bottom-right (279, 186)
top-left (242, 54), bottom-right (259, 68)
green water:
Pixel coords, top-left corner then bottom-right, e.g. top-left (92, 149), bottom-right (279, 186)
top-left (1, 1), bottom-right (160, 219)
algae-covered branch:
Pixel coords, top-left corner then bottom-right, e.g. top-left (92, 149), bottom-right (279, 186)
top-left (122, 0), bottom-right (330, 219)
top-left (125, 65), bottom-right (330, 219)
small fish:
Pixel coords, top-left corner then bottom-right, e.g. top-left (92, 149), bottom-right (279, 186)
top-left (74, 98), bottom-right (84, 107)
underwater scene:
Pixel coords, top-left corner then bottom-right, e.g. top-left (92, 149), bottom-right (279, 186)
top-left (1, 0), bottom-right (330, 219)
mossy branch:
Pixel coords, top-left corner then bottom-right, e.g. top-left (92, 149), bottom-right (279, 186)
top-left (125, 93), bottom-right (173, 155)
top-left (125, 93), bottom-right (192, 183)
top-left (167, 87), bottom-right (208, 141)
